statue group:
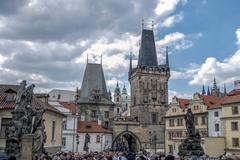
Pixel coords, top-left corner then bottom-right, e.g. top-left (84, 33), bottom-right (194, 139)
top-left (5, 80), bottom-right (46, 159)
top-left (178, 108), bottom-right (204, 157)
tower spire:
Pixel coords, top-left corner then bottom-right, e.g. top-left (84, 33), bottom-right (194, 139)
top-left (142, 18), bottom-right (144, 30)
top-left (129, 51), bottom-right (132, 72)
top-left (100, 54), bottom-right (102, 64)
top-left (202, 85), bottom-right (206, 95)
top-left (224, 83), bottom-right (227, 95)
top-left (166, 46), bottom-right (169, 67)
top-left (207, 86), bottom-right (210, 95)
top-left (87, 54), bottom-right (88, 64)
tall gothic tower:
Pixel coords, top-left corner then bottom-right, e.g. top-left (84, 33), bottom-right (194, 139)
top-left (112, 27), bottom-right (170, 153)
top-left (129, 28), bottom-right (170, 124)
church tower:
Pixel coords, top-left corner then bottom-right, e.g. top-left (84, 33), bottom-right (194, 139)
top-left (129, 29), bottom-right (170, 110)
top-left (114, 81), bottom-right (121, 103)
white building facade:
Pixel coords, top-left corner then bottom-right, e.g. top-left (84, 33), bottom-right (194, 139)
top-left (49, 89), bottom-right (76, 102)
top-left (49, 100), bottom-right (79, 152)
top-left (76, 121), bottom-right (112, 152)
top-left (208, 107), bottom-right (222, 137)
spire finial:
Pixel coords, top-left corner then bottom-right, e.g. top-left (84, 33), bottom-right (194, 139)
top-left (166, 46), bottom-right (169, 67)
top-left (142, 18), bottom-right (144, 30)
top-left (152, 20), bottom-right (154, 30)
top-left (87, 54), bottom-right (88, 64)
top-left (202, 85), bottom-right (206, 95)
top-left (129, 51), bottom-right (132, 72)
top-left (207, 86), bottom-right (210, 95)
top-left (224, 83), bottom-right (227, 95)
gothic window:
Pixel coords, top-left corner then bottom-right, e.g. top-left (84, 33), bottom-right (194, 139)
top-left (152, 113), bottom-right (157, 124)
top-left (133, 97), bottom-right (136, 105)
top-left (117, 97), bottom-right (119, 102)
top-left (152, 91), bottom-right (157, 101)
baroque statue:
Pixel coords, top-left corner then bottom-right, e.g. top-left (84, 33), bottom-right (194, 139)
top-left (83, 133), bottom-right (90, 152)
top-left (178, 108), bottom-right (204, 157)
top-left (5, 80), bottom-right (46, 158)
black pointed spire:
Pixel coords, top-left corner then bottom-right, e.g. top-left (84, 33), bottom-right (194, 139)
top-left (114, 81), bottom-right (121, 95)
top-left (202, 85), bottom-right (206, 95)
top-left (207, 86), bottom-right (210, 95)
top-left (138, 29), bottom-right (158, 66)
top-left (108, 90), bottom-right (112, 101)
top-left (122, 83), bottom-right (127, 94)
top-left (129, 52), bottom-right (132, 72)
top-left (224, 83), bottom-right (227, 95)
top-left (166, 46), bottom-right (169, 67)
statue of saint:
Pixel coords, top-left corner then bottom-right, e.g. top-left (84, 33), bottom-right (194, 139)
top-left (83, 133), bottom-right (90, 152)
top-left (185, 108), bottom-right (195, 137)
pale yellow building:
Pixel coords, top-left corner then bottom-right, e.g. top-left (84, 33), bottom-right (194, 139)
top-left (221, 89), bottom-right (240, 155)
top-left (165, 93), bottom-right (221, 156)
top-left (0, 85), bottom-right (65, 154)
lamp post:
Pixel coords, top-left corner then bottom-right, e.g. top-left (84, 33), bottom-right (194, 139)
top-left (149, 131), bottom-right (157, 154)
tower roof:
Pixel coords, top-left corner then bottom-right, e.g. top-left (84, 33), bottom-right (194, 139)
top-left (80, 63), bottom-right (109, 100)
top-left (138, 29), bottom-right (158, 66)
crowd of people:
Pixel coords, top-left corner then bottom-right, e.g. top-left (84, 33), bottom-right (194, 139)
top-left (32, 151), bottom-right (165, 160)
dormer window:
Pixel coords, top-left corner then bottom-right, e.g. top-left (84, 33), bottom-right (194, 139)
top-left (86, 125), bottom-right (91, 129)
top-left (6, 93), bottom-right (15, 102)
top-left (4, 89), bottom-right (17, 102)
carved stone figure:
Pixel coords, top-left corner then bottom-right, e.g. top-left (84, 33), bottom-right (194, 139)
top-left (178, 108), bottom-right (204, 157)
top-left (83, 133), bottom-right (90, 152)
top-left (185, 108), bottom-right (195, 137)
top-left (5, 81), bottom-right (46, 158)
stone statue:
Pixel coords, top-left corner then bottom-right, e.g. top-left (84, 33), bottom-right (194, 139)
top-left (178, 108), bottom-right (204, 157)
top-left (5, 80), bottom-right (46, 159)
top-left (83, 133), bottom-right (90, 152)
top-left (185, 108), bottom-right (195, 137)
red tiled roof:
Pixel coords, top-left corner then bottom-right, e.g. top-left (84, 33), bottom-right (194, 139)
top-left (77, 121), bottom-right (112, 134)
top-left (222, 94), bottom-right (240, 105)
top-left (201, 95), bottom-right (222, 109)
top-left (59, 102), bottom-right (77, 115)
top-left (227, 89), bottom-right (240, 96)
top-left (0, 84), bottom-right (65, 117)
top-left (177, 98), bottom-right (190, 109)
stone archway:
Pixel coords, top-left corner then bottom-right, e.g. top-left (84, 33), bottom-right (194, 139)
top-left (112, 131), bottom-right (142, 153)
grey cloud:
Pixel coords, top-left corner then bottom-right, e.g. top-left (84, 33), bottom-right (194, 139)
top-left (0, 0), bottom-right (157, 42)
top-left (0, 0), bottom-right (29, 15)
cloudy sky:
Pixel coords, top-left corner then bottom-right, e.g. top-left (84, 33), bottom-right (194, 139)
top-left (0, 0), bottom-right (240, 101)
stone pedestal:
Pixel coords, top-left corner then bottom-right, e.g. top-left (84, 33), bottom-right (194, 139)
top-left (20, 134), bottom-right (33, 160)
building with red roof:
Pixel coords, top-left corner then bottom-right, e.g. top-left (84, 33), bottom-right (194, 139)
top-left (165, 92), bottom-right (223, 156)
top-left (76, 121), bottom-right (112, 152)
top-left (0, 84), bottom-right (65, 154)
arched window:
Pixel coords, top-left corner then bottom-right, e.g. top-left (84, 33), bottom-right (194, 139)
top-left (96, 135), bottom-right (100, 143)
